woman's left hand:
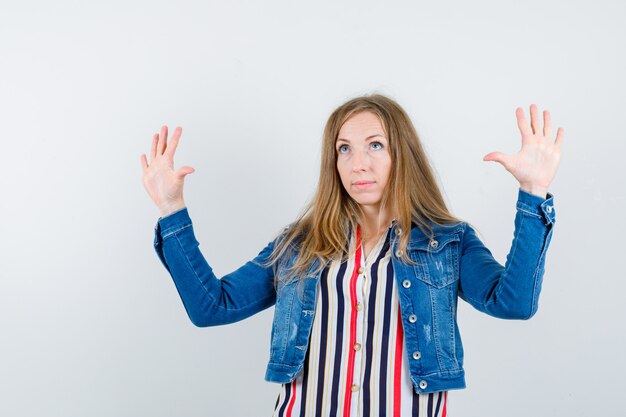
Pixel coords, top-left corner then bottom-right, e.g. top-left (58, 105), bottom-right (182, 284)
top-left (483, 104), bottom-right (564, 198)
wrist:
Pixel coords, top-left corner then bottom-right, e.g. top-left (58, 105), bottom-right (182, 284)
top-left (519, 184), bottom-right (548, 199)
top-left (159, 201), bottom-right (186, 218)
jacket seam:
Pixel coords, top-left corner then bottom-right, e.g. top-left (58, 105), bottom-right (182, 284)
top-left (528, 225), bottom-right (552, 319)
top-left (491, 212), bottom-right (524, 313)
top-left (516, 205), bottom-right (543, 219)
top-left (458, 224), bottom-right (482, 307)
top-left (174, 233), bottom-right (217, 306)
top-left (162, 223), bottom-right (192, 240)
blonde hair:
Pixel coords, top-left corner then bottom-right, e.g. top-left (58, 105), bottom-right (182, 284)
top-left (267, 93), bottom-right (462, 282)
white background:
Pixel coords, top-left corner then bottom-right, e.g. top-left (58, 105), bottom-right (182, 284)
top-left (1, 1), bottom-right (624, 416)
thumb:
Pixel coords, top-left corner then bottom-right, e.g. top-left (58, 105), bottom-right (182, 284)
top-left (176, 166), bottom-right (195, 179)
top-left (483, 151), bottom-right (509, 165)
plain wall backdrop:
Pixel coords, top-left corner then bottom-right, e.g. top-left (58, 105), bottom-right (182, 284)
top-left (1, 1), bottom-right (624, 416)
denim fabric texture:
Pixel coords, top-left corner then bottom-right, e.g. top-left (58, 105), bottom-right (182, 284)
top-left (153, 188), bottom-right (556, 394)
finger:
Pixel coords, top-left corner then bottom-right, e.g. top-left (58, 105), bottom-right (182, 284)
top-left (140, 154), bottom-right (148, 170)
top-left (530, 104), bottom-right (540, 135)
top-left (483, 152), bottom-right (516, 173)
top-left (543, 110), bottom-right (552, 139)
top-left (165, 126), bottom-right (183, 158)
top-left (150, 133), bottom-right (158, 162)
top-left (516, 107), bottom-right (532, 139)
top-left (554, 127), bottom-right (564, 147)
top-left (483, 151), bottom-right (510, 166)
top-left (176, 166), bottom-right (195, 179)
top-left (157, 125), bottom-right (168, 155)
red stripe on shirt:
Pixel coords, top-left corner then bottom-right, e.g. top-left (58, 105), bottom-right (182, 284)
top-left (286, 379), bottom-right (297, 417)
top-left (343, 226), bottom-right (362, 417)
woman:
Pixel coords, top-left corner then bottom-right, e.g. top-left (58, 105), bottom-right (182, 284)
top-left (140, 94), bottom-right (563, 416)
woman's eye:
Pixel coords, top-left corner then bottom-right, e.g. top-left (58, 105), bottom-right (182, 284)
top-left (371, 142), bottom-right (383, 150)
top-left (338, 145), bottom-right (349, 153)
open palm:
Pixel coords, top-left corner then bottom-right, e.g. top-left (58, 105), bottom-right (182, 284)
top-left (140, 125), bottom-right (195, 217)
top-left (483, 104), bottom-right (564, 198)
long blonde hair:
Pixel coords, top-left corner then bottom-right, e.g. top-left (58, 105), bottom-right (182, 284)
top-left (267, 93), bottom-right (462, 282)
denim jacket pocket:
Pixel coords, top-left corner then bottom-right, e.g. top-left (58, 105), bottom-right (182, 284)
top-left (409, 234), bottom-right (461, 288)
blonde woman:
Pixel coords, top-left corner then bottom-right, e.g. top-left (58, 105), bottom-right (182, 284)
top-left (140, 94), bottom-right (563, 416)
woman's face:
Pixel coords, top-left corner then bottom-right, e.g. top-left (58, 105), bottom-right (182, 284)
top-left (336, 111), bottom-right (392, 213)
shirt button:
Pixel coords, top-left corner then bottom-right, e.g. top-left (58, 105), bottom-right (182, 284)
top-left (412, 351), bottom-right (421, 360)
top-left (358, 266), bottom-right (364, 274)
top-left (354, 343), bottom-right (362, 351)
top-left (408, 314), bottom-right (417, 323)
top-left (395, 250), bottom-right (403, 257)
top-left (419, 380), bottom-right (428, 389)
top-left (546, 205), bottom-right (553, 213)
top-left (356, 303), bottom-right (363, 311)
top-left (351, 384), bottom-right (359, 392)
top-left (402, 279), bottom-right (411, 288)
top-left (429, 239), bottom-right (438, 248)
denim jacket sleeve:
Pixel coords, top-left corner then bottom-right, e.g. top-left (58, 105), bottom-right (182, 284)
top-left (153, 207), bottom-right (277, 327)
top-left (458, 188), bottom-right (556, 319)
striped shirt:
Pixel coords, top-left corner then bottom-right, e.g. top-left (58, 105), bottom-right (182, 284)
top-left (273, 224), bottom-right (448, 417)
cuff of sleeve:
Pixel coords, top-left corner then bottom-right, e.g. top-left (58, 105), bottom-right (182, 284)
top-left (153, 207), bottom-right (193, 245)
top-left (516, 188), bottom-right (556, 225)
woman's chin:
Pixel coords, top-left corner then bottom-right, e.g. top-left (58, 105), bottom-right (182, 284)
top-left (350, 197), bottom-right (383, 209)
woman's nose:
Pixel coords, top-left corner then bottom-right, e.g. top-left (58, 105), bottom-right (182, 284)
top-left (351, 149), bottom-right (370, 172)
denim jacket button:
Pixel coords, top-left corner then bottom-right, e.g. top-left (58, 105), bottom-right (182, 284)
top-left (396, 250), bottom-right (403, 257)
top-left (546, 205), bottom-right (553, 213)
top-left (408, 314), bottom-right (417, 323)
top-left (429, 239), bottom-right (438, 248)
top-left (412, 351), bottom-right (421, 360)
top-left (402, 280), bottom-right (411, 288)
top-left (419, 380), bottom-right (428, 389)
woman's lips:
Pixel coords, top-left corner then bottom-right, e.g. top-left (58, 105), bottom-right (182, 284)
top-left (353, 181), bottom-right (375, 190)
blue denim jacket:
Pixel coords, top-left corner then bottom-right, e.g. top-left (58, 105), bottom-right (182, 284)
top-left (153, 188), bottom-right (555, 394)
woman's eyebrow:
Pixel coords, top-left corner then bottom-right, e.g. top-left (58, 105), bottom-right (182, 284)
top-left (336, 134), bottom-right (385, 143)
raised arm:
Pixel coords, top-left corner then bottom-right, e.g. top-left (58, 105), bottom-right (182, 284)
top-left (458, 104), bottom-right (563, 319)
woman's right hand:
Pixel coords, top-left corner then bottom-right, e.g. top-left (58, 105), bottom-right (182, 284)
top-left (140, 125), bottom-right (195, 217)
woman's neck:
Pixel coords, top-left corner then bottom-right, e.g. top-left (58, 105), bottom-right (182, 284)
top-left (358, 205), bottom-right (395, 244)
